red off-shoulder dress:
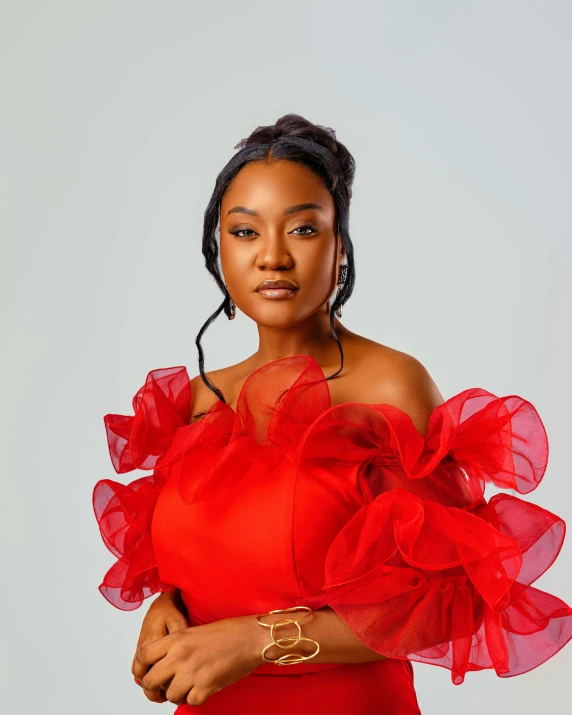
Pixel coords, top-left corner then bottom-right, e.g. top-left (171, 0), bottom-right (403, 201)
top-left (92, 355), bottom-right (572, 714)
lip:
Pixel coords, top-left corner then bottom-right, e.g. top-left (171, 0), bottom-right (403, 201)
top-left (255, 280), bottom-right (299, 292)
top-left (254, 279), bottom-right (299, 299)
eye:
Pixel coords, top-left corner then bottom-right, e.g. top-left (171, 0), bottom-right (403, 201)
top-left (229, 228), bottom-right (256, 239)
top-left (291, 224), bottom-right (317, 236)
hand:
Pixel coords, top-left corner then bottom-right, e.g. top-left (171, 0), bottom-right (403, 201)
top-left (133, 614), bottom-right (266, 707)
top-left (132, 591), bottom-right (190, 704)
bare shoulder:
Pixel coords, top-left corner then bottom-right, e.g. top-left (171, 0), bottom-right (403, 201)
top-left (188, 358), bottom-right (253, 422)
top-left (187, 337), bottom-right (444, 433)
top-left (339, 336), bottom-right (445, 436)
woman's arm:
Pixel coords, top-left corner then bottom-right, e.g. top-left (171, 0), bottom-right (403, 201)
top-left (251, 606), bottom-right (388, 665)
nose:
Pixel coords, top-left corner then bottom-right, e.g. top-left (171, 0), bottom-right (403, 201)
top-left (255, 233), bottom-right (293, 271)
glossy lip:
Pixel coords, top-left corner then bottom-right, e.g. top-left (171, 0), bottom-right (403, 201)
top-left (254, 279), bottom-right (299, 292)
top-left (254, 279), bottom-right (299, 300)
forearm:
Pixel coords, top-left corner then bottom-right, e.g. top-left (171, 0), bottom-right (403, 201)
top-left (252, 606), bottom-right (388, 665)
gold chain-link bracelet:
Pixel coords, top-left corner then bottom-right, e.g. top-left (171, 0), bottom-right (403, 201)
top-left (256, 606), bottom-right (320, 665)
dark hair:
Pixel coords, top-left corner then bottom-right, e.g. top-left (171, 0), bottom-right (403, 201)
top-left (195, 113), bottom-right (357, 403)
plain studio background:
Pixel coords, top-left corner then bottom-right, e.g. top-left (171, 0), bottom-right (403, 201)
top-left (2, 1), bottom-right (571, 713)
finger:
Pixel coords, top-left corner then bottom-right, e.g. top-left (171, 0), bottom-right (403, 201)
top-left (187, 686), bottom-right (211, 707)
top-left (140, 659), bottom-right (176, 695)
top-left (159, 676), bottom-right (173, 692)
top-left (136, 625), bottom-right (169, 653)
top-left (141, 680), bottom-right (168, 703)
top-left (132, 659), bottom-right (151, 682)
top-left (132, 632), bottom-right (167, 679)
top-left (163, 674), bottom-right (194, 707)
top-left (133, 675), bottom-right (168, 703)
top-left (166, 615), bottom-right (189, 633)
top-left (141, 685), bottom-right (168, 704)
top-left (133, 633), bottom-right (172, 674)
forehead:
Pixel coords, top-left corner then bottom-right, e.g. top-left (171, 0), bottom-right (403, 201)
top-left (221, 159), bottom-right (334, 213)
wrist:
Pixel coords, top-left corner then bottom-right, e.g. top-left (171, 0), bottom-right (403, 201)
top-left (252, 608), bottom-right (319, 666)
top-left (238, 614), bottom-right (269, 667)
top-left (154, 590), bottom-right (183, 608)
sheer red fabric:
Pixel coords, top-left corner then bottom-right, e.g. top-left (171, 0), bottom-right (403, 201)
top-left (92, 355), bottom-right (572, 686)
top-left (93, 367), bottom-right (190, 610)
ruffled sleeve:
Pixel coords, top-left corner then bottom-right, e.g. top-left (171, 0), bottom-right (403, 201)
top-left (300, 388), bottom-right (572, 684)
top-left (93, 366), bottom-right (191, 610)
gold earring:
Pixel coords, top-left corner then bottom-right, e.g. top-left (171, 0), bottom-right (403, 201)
top-left (228, 297), bottom-right (236, 320)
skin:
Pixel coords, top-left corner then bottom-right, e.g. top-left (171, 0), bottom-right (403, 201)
top-left (131, 157), bottom-right (446, 707)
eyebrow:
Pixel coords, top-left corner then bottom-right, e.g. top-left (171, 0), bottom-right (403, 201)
top-left (226, 202), bottom-right (323, 218)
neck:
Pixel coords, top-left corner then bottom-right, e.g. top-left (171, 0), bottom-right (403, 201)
top-left (253, 308), bottom-right (349, 371)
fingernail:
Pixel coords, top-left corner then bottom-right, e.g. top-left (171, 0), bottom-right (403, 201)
top-left (134, 677), bottom-right (142, 685)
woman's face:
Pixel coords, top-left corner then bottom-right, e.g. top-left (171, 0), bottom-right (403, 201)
top-left (219, 159), bottom-right (345, 328)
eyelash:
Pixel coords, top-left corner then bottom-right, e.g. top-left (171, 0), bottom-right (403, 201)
top-left (229, 224), bottom-right (317, 239)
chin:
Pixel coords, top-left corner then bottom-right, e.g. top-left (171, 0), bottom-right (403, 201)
top-left (243, 303), bottom-right (316, 328)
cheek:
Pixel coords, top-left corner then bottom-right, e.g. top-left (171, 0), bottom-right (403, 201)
top-left (220, 247), bottom-right (251, 290)
top-left (299, 260), bottom-right (333, 308)
top-left (299, 242), bottom-right (337, 290)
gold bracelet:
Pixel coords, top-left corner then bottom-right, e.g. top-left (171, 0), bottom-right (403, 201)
top-left (256, 606), bottom-right (320, 666)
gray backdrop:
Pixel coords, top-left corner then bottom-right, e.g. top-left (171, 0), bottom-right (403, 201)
top-left (2, 1), bottom-right (571, 713)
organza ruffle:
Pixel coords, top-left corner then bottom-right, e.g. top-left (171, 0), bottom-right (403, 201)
top-left (103, 366), bottom-right (191, 473)
top-left (93, 366), bottom-right (191, 610)
top-left (162, 355), bottom-right (549, 507)
top-left (298, 488), bottom-right (571, 684)
top-left (93, 355), bottom-right (571, 685)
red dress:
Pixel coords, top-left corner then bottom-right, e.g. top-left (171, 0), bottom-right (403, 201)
top-left (93, 355), bottom-right (572, 713)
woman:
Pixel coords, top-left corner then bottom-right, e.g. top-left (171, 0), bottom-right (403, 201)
top-left (93, 114), bottom-right (572, 713)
